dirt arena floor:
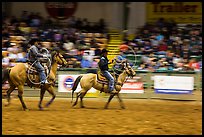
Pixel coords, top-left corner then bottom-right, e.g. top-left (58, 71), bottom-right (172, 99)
top-left (2, 97), bottom-right (202, 135)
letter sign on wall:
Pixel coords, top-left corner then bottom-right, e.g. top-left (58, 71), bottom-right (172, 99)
top-left (45, 2), bottom-right (77, 20)
top-left (146, 2), bottom-right (202, 24)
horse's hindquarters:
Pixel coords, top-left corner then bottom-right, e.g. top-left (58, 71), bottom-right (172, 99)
top-left (9, 64), bottom-right (27, 86)
top-left (80, 74), bottom-right (95, 90)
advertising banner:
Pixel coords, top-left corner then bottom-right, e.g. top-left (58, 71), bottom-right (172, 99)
top-left (120, 77), bottom-right (144, 93)
top-left (58, 75), bottom-right (97, 93)
top-left (154, 76), bottom-right (194, 94)
top-left (146, 2), bottom-right (202, 24)
top-left (59, 75), bottom-right (144, 94)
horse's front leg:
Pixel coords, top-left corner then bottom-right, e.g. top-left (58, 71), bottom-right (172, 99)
top-left (38, 87), bottom-right (46, 110)
top-left (5, 85), bottom-right (16, 107)
top-left (116, 93), bottom-right (125, 109)
top-left (104, 93), bottom-right (116, 109)
top-left (17, 85), bottom-right (29, 111)
top-left (45, 86), bottom-right (56, 107)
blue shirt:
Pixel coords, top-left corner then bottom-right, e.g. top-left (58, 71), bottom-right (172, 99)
top-left (156, 34), bottom-right (164, 41)
top-left (116, 55), bottom-right (125, 61)
top-left (81, 59), bottom-right (91, 68)
top-left (114, 55), bottom-right (125, 70)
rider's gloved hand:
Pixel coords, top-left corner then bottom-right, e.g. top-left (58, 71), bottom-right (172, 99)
top-left (47, 54), bottom-right (51, 58)
top-left (43, 55), bottom-right (47, 58)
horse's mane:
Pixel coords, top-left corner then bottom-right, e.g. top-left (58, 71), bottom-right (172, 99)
top-left (50, 48), bottom-right (61, 65)
top-left (50, 51), bottom-right (55, 65)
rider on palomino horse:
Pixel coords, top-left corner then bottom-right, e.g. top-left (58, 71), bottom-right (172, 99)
top-left (27, 38), bottom-right (51, 86)
top-left (98, 48), bottom-right (116, 93)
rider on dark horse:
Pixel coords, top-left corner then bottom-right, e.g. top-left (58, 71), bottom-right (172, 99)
top-left (27, 38), bottom-right (51, 86)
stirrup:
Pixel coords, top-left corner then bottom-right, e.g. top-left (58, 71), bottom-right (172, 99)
top-left (109, 90), bottom-right (117, 94)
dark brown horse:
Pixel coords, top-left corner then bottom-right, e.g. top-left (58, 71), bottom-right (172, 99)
top-left (2, 51), bottom-right (68, 111)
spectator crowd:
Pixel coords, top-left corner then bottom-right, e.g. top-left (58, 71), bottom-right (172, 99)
top-left (120, 18), bottom-right (202, 72)
top-left (2, 11), bottom-right (202, 72)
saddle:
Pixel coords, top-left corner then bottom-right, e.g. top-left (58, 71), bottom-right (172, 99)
top-left (96, 70), bottom-right (115, 85)
top-left (26, 62), bottom-right (49, 84)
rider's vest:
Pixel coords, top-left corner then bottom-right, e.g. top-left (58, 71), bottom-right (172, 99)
top-left (98, 56), bottom-right (109, 71)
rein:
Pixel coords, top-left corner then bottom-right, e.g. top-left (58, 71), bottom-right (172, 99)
top-left (117, 62), bottom-right (134, 85)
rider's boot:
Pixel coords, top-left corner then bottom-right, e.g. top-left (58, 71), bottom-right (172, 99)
top-left (109, 87), bottom-right (117, 94)
top-left (109, 82), bottom-right (117, 94)
top-left (44, 80), bottom-right (51, 85)
top-left (41, 80), bottom-right (51, 86)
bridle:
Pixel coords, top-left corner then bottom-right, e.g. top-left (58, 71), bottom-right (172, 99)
top-left (122, 61), bottom-right (135, 78)
top-left (52, 52), bottom-right (67, 67)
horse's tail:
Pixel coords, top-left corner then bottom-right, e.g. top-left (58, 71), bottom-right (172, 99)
top-left (71, 75), bottom-right (83, 103)
top-left (2, 68), bottom-right (11, 85)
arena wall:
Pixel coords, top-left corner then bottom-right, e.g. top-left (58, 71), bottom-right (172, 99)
top-left (4, 2), bottom-right (202, 32)
top-left (9, 2), bottom-right (146, 31)
top-left (5, 69), bottom-right (201, 101)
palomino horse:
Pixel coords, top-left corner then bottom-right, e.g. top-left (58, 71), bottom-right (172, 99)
top-left (2, 51), bottom-right (68, 111)
top-left (71, 60), bottom-right (136, 109)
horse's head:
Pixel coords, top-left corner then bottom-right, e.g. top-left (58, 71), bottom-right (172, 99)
top-left (122, 60), bottom-right (136, 78)
top-left (51, 51), bottom-right (68, 67)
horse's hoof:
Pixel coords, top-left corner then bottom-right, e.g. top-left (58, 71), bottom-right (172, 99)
top-left (24, 108), bottom-right (29, 111)
top-left (39, 107), bottom-right (44, 111)
top-left (45, 102), bottom-right (52, 107)
top-left (104, 106), bottom-right (108, 109)
top-left (45, 104), bottom-right (49, 108)
top-left (121, 106), bottom-right (125, 109)
top-left (39, 108), bottom-right (44, 111)
top-left (72, 103), bottom-right (77, 107)
top-left (81, 106), bottom-right (85, 108)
